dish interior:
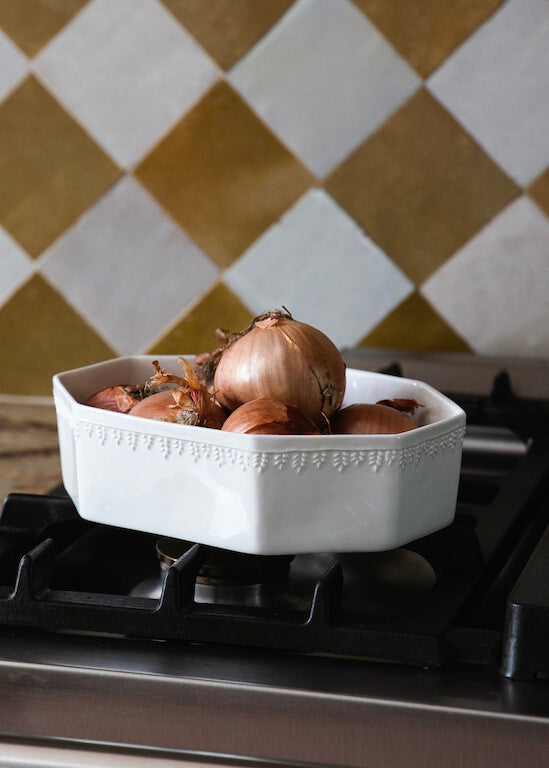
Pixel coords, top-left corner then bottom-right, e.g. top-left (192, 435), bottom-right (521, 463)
top-left (56, 355), bottom-right (462, 436)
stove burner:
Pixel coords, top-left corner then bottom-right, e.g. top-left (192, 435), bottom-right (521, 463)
top-left (157, 537), bottom-right (293, 586)
top-left (130, 535), bottom-right (437, 617)
top-left (130, 538), bottom-right (294, 607)
top-left (334, 550), bottom-right (436, 617)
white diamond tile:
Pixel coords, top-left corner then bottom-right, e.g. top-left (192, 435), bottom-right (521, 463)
top-left (0, 226), bottom-right (33, 305)
top-left (229, 0), bottom-right (419, 178)
top-left (40, 176), bottom-right (219, 354)
top-left (0, 28), bottom-right (27, 101)
top-left (428, 0), bottom-right (549, 186)
top-left (224, 189), bottom-right (413, 347)
top-left (33, 0), bottom-right (219, 169)
top-left (422, 197), bottom-right (549, 357)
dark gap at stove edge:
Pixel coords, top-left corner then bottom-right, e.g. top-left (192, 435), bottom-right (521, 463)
top-left (0, 367), bottom-right (548, 680)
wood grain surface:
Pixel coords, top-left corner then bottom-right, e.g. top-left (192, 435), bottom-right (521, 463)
top-left (0, 398), bottom-right (61, 501)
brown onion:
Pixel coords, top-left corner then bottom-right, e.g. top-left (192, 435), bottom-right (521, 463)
top-left (222, 398), bottom-right (321, 435)
top-left (86, 385), bottom-right (145, 413)
top-left (129, 358), bottom-right (226, 428)
top-left (213, 310), bottom-right (345, 426)
top-left (376, 398), bottom-right (422, 415)
top-left (331, 403), bottom-right (417, 435)
top-left (129, 390), bottom-right (192, 423)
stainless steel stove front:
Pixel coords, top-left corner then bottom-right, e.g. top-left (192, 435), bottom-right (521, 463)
top-left (0, 628), bottom-right (547, 767)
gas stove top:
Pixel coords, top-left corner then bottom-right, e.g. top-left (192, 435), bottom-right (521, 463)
top-left (0, 349), bottom-right (548, 766)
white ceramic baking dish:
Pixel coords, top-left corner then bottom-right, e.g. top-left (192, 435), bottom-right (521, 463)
top-left (53, 356), bottom-right (466, 555)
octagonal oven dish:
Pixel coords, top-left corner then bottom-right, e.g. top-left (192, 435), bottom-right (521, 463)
top-left (53, 356), bottom-right (466, 555)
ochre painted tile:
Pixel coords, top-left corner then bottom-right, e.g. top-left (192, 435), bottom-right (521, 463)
top-left (325, 89), bottom-right (519, 284)
top-left (149, 281), bottom-right (254, 354)
top-left (136, 81), bottom-right (313, 268)
top-left (359, 291), bottom-right (472, 352)
top-left (428, 0), bottom-right (548, 188)
top-left (162, 0), bottom-right (295, 70)
top-left (353, 0), bottom-right (504, 77)
top-left (0, 77), bottom-right (120, 257)
top-left (0, 275), bottom-right (115, 396)
top-left (528, 167), bottom-right (549, 217)
top-left (0, 0), bottom-right (88, 57)
top-left (421, 197), bottom-right (549, 358)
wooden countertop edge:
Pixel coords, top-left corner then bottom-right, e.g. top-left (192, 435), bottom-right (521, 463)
top-left (0, 399), bottom-right (61, 500)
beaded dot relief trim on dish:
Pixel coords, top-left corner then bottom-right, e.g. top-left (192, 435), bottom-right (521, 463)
top-left (70, 419), bottom-right (465, 473)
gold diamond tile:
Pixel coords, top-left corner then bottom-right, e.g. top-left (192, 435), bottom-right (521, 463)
top-left (0, 0), bottom-right (88, 57)
top-left (136, 81), bottom-right (313, 268)
top-left (0, 275), bottom-right (115, 396)
top-left (325, 89), bottom-right (519, 284)
top-left (353, 0), bottom-right (504, 77)
top-left (149, 281), bottom-right (253, 354)
top-left (162, 0), bottom-right (295, 70)
top-left (359, 291), bottom-right (472, 352)
top-left (528, 167), bottom-right (549, 217)
top-left (0, 77), bottom-right (120, 257)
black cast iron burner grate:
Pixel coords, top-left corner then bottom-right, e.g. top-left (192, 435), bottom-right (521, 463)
top-left (0, 493), bottom-right (484, 669)
top-left (1, 369), bottom-right (548, 680)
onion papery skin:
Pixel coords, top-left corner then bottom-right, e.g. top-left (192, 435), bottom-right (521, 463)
top-left (213, 316), bottom-right (345, 426)
top-left (129, 391), bottom-right (226, 429)
top-left (221, 398), bottom-right (321, 435)
top-left (187, 389), bottom-right (227, 429)
top-left (86, 385), bottom-right (142, 413)
top-left (331, 403), bottom-right (417, 435)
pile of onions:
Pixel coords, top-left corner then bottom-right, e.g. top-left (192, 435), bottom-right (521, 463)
top-left (84, 310), bottom-right (422, 437)
top-left (222, 399), bottom-right (320, 435)
top-left (332, 403), bottom-right (417, 435)
top-left (213, 310), bottom-right (346, 427)
top-left (129, 358), bottom-right (226, 429)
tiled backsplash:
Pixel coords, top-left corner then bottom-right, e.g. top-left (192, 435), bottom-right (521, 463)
top-left (0, 0), bottom-right (548, 395)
